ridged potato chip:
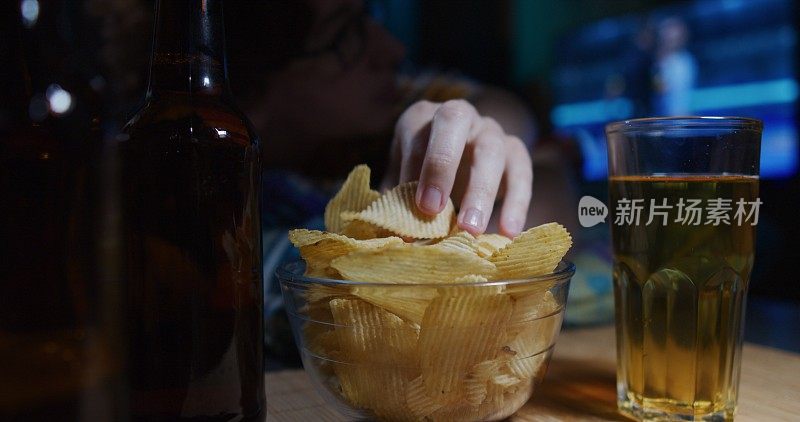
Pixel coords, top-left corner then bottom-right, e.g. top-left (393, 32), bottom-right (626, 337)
top-left (463, 376), bottom-right (488, 407)
top-left (335, 365), bottom-right (412, 420)
top-left (478, 380), bottom-right (533, 421)
top-left (429, 404), bottom-right (483, 422)
top-left (305, 329), bottom-right (339, 358)
top-left (344, 181), bottom-right (455, 239)
top-left (289, 229), bottom-right (403, 276)
top-left (504, 277), bottom-right (557, 300)
top-left (417, 291), bottom-right (513, 402)
top-left (506, 313), bottom-right (561, 359)
top-left (406, 375), bottom-right (444, 419)
top-left (453, 274), bottom-right (490, 283)
top-left (329, 298), bottom-right (419, 420)
top-left (429, 395), bottom-right (518, 422)
top-left (438, 359), bottom-right (531, 422)
top-left (304, 284), bottom-right (350, 303)
top-left (289, 228), bottom-right (402, 250)
top-left (476, 233), bottom-right (511, 253)
top-left (509, 290), bottom-right (560, 330)
top-left (324, 164), bottom-right (381, 233)
top-left (435, 284), bottom-right (504, 299)
top-left (436, 232), bottom-right (509, 258)
top-left (485, 381), bottom-right (506, 409)
top-left (500, 381), bottom-right (535, 415)
top-left (491, 372), bottom-right (521, 388)
top-left (302, 305), bottom-right (338, 378)
top-left (470, 359), bottom-right (502, 379)
top-left (490, 222), bottom-right (572, 279)
top-left (504, 293), bottom-right (562, 379)
top-left (412, 238), bottom-right (439, 246)
top-left (339, 217), bottom-right (394, 240)
top-left (438, 381), bottom-right (534, 422)
top-left (433, 231), bottom-right (482, 257)
top-left (331, 244), bottom-right (496, 284)
top-left (351, 285), bottom-right (437, 325)
top-left (463, 359), bottom-right (499, 406)
top-left (329, 298), bottom-right (418, 363)
top-left (507, 352), bottom-right (550, 380)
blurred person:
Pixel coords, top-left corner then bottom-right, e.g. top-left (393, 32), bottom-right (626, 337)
top-left (624, 18), bottom-right (656, 117)
top-left (222, 0), bottom-right (544, 364)
top-left (653, 16), bottom-right (697, 115)
top-left (224, 1), bottom-right (537, 222)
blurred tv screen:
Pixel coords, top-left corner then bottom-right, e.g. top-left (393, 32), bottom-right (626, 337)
top-left (552, 0), bottom-right (797, 180)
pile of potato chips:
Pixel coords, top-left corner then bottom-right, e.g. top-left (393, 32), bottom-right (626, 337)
top-left (287, 165), bottom-right (573, 421)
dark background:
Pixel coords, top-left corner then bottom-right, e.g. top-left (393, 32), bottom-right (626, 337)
top-left (383, 0), bottom-right (800, 308)
top-left (2, 0), bottom-right (799, 350)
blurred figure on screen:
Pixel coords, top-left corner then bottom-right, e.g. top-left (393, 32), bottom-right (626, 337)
top-left (625, 18), bottom-right (656, 117)
top-left (653, 17), bottom-right (697, 115)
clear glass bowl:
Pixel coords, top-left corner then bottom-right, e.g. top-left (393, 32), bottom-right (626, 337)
top-left (277, 260), bottom-right (575, 421)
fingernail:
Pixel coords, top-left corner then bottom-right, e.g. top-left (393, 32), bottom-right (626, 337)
top-left (419, 185), bottom-right (443, 213)
top-left (461, 208), bottom-right (484, 230)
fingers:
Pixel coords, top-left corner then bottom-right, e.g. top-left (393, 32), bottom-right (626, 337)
top-left (416, 100), bottom-right (477, 215)
top-left (387, 100), bottom-right (533, 238)
top-left (395, 101), bottom-right (438, 185)
top-left (498, 136), bottom-right (533, 238)
top-left (456, 118), bottom-right (505, 234)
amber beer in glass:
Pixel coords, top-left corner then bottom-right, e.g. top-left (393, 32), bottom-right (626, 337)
top-left (120, 0), bottom-right (264, 420)
top-left (606, 117), bottom-right (761, 421)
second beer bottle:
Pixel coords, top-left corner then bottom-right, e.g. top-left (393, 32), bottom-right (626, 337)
top-left (120, 0), bottom-right (264, 420)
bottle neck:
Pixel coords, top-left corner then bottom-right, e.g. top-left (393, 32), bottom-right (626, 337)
top-left (146, 0), bottom-right (230, 98)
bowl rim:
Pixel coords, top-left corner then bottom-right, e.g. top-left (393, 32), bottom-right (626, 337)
top-left (276, 260), bottom-right (575, 288)
top-left (301, 343), bottom-right (556, 367)
top-left (605, 116), bottom-right (763, 134)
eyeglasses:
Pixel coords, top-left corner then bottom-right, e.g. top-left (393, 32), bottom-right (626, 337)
top-left (297, 9), bottom-right (368, 69)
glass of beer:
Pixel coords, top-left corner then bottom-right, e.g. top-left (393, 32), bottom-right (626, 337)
top-left (605, 117), bottom-right (762, 421)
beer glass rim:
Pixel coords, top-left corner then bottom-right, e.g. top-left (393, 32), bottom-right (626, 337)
top-left (606, 116), bottom-right (762, 134)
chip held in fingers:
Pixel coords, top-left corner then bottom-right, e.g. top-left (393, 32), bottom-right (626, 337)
top-left (344, 181), bottom-right (456, 239)
top-left (286, 164), bottom-right (573, 421)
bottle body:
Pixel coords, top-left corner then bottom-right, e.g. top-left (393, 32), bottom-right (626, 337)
top-left (120, 93), bottom-right (264, 421)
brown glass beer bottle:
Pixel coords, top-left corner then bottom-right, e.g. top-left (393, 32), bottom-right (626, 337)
top-left (120, 0), bottom-right (264, 420)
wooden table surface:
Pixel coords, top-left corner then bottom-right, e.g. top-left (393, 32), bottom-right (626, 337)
top-left (265, 325), bottom-right (800, 421)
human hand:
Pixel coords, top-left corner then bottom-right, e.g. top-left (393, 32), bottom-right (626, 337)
top-left (382, 100), bottom-right (533, 238)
